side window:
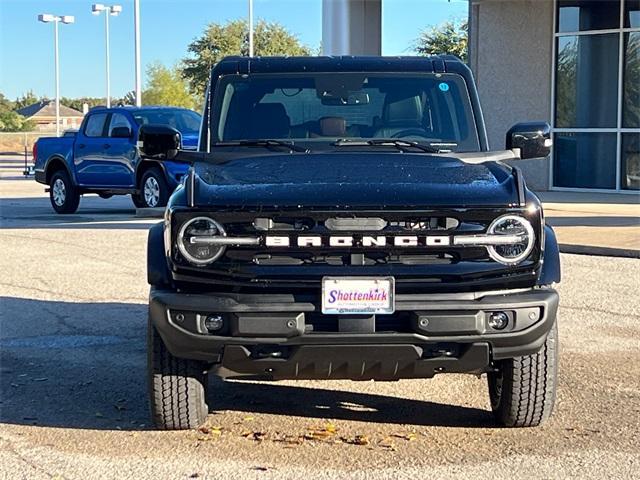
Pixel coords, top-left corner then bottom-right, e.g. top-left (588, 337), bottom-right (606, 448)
top-left (84, 113), bottom-right (108, 137)
top-left (108, 113), bottom-right (131, 136)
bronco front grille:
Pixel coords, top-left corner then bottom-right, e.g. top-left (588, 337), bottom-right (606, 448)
top-left (169, 207), bottom-right (543, 292)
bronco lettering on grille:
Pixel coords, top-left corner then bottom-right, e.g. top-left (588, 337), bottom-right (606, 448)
top-left (264, 235), bottom-right (451, 248)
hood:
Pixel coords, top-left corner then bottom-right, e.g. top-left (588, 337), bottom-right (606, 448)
top-left (191, 152), bottom-right (519, 208)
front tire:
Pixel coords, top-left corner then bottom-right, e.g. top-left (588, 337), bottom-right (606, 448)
top-left (488, 320), bottom-right (558, 427)
top-left (147, 317), bottom-right (209, 430)
top-left (134, 168), bottom-right (169, 208)
top-left (49, 170), bottom-right (80, 214)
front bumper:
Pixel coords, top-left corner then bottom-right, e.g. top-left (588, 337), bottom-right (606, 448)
top-left (149, 288), bottom-right (559, 380)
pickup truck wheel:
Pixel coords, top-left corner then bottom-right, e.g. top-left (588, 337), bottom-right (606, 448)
top-left (49, 170), bottom-right (80, 214)
top-left (136, 168), bottom-right (169, 208)
top-left (488, 321), bottom-right (558, 427)
top-left (131, 193), bottom-right (146, 209)
top-left (147, 317), bottom-right (209, 430)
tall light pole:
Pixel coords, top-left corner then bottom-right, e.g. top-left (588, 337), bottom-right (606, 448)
top-left (38, 13), bottom-right (75, 137)
top-left (248, 0), bottom-right (254, 57)
top-left (92, 3), bottom-right (122, 108)
top-left (134, 0), bottom-right (142, 106)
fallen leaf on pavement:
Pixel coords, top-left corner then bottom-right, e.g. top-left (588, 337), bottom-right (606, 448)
top-left (343, 434), bottom-right (369, 446)
top-left (304, 422), bottom-right (339, 441)
top-left (392, 432), bottom-right (417, 441)
top-left (274, 434), bottom-right (304, 445)
top-left (242, 431), bottom-right (267, 441)
top-left (378, 437), bottom-right (396, 449)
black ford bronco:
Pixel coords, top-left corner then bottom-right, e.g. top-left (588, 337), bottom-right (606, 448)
top-left (142, 56), bottom-right (560, 430)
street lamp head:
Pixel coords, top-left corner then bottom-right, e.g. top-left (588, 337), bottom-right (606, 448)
top-left (38, 13), bottom-right (55, 23)
top-left (92, 4), bottom-right (106, 14)
top-left (110, 5), bottom-right (123, 16)
top-left (60, 15), bottom-right (75, 24)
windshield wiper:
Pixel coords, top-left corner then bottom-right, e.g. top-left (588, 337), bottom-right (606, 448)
top-left (332, 138), bottom-right (446, 153)
top-left (213, 139), bottom-right (310, 153)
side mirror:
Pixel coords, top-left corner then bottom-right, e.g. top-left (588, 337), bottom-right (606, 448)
top-left (506, 122), bottom-right (552, 160)
top-left (138, 124), bottom-right (181, 159)
top-left (111, 126), bottom-right (132, 138)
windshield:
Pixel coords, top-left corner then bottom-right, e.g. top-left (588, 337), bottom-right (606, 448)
top-left (133, 109), bottom-right (201, 135)
top-left (210, 73), bottom-right (480, 152)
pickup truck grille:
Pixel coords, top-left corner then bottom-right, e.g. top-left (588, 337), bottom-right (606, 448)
top-left (169, 208), bottom-right (542, 293)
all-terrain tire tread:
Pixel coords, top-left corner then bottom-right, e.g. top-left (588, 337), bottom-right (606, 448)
top-left (489, 321), bottom-right (558, 427)
top-left (147, 316), bottom-right (208, 430)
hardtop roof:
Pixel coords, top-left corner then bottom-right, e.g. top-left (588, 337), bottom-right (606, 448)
top-left (211, 55), bottom-right (467, 76)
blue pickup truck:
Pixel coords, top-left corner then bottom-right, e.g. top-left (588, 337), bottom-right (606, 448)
top-left (34, 106), bottom-right (201, 213)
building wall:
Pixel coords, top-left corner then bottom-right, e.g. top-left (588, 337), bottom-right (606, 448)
top-left (469, 0), bottom-right (554, 191)
top-left (32, 116), bottom-right (84, 132)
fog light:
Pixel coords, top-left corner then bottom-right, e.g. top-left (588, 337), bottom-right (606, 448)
top-left (488, 311), bottom-right (509, 330)
top-left (204, 314), bottom-right (224, 332)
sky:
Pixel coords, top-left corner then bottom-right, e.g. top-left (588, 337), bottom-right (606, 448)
top-left (0, 0), bottom-right (468, 101)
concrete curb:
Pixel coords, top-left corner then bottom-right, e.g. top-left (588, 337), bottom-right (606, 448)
top-left (559, 244), bottom-right (640, 259)
top-left (135, 207), bottom-right (165, 218)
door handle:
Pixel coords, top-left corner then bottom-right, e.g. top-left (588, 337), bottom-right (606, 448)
top-left (103, 144), bottom-right (111, 149)
top-left (77, 144), bottom-right (85, 149)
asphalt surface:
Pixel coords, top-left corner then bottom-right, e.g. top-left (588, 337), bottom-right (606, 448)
top-left (1, 163), bottom-right (639, 479)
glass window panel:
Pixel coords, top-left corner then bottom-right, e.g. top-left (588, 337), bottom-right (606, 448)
top-left (555, 34), bottom-right (619, 128)
top-left (84, 113), bottom-right (108, 137)
top-left (108, 113), bottom-right (131, 136)
top-left (553, 132), bottom-right (617, 189)
top-left (623, 32), bottom-right (640, 128)
top-left (621, 132), bottom-right (640, 190)
top-left (625, 0), bottom-right (640, 27)
top-left (557, 0), bottom-right (621, 32)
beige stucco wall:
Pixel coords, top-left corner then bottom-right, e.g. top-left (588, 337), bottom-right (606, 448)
top-left (469, 0), bottom-right (554, 191)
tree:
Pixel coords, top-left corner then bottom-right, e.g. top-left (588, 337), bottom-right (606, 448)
top-left (182, 19), bottom-right (312, 96)
top-left (14, 90), bottom-right (40, 110)
top-left (142, 63), bottom-right (197, 109)
top-left (414, 19), bottom-right (468, 62)
top-left (0, 93), bottom-right (35, 132)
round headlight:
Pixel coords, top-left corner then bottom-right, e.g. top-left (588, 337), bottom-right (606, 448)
top-left (487, 215), bottom-right (535, 265)
top-left (177, 217), bottom-right (226, 265)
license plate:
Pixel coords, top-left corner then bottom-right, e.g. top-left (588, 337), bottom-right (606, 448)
top-left (322, 277), bottom-right (395, 315)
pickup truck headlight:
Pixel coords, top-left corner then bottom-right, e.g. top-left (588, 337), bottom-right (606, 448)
top-left (177, 217), bottom-right (226, 265)
top-left (487, 215), bottom-right (535, 265)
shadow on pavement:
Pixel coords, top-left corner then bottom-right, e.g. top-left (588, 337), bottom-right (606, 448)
top-left (0, 296), bottom-right (493, 431)
top-left (214, 379), bottom-right (493, 428)
top-left (0, 196), bottom-right (155, 230)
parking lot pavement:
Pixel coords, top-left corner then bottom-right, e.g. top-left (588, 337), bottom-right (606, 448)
top-left (538, 191), bottom-right (640, 257)
top-left (1, 169), bottom-right (640, 479)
